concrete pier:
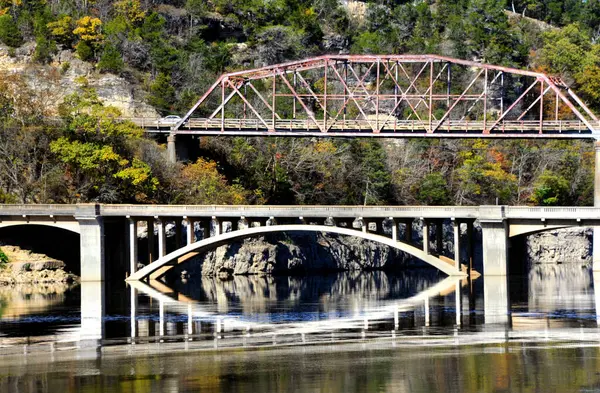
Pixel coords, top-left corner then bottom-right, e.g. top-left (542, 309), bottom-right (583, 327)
top-left (167, 134), bottom-right (176, 163)
top-left (76, 211), bottom-right (105, 282)
top-left (127, 217), bottom-right (137, 275)
top-left (80, 281), bottom-right (105, 340)
top-left (480, 221), bottom-right (508, 276)
top-left (594, 141), bottom-right (600, 271)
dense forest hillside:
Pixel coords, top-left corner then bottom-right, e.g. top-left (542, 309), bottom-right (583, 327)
top-left (0, 0), bottom-right (598, 206)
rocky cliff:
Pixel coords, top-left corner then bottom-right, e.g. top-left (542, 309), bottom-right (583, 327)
top-left (0, 43), bottom-right (158, 118)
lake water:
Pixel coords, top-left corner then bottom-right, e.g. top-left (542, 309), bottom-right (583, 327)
top-left (1, 266), bottom-right (600, 392)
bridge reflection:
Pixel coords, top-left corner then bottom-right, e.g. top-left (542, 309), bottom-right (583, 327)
top-left (126, 272), bottom-right (479, 341)
top-left (3, 267), bottom-right (600, 354)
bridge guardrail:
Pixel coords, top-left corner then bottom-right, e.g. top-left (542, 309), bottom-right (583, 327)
top-left (2, 204), bottom-right (600, 220)
top-left (0, 204), bottom-right (80, 216)
top-left (100, 204), bottom-right (482, 218)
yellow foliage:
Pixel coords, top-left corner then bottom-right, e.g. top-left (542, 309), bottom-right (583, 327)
top-left (73, 16), bottom-right (104, 42)
top-left (181, 158), bottom-right (249, 205)
top-left (47, 16), bottom-right (73, 39)
top-left (313, 140), bottom-right (337, 154)
top-left (114, 0), bottom-right (146, 24)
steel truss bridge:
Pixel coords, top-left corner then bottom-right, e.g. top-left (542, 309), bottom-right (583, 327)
top-left (137, 54), bottom-right (599, 138)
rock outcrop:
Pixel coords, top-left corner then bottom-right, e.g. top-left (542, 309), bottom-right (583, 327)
top-left (0, 245), bottom-right (78, 284)
top-left (166, 232), bottom-right (424, 280)
top-left (525, 227), bottom-right (592, 266)
top-left (0, 44), bottom-right (158, 118)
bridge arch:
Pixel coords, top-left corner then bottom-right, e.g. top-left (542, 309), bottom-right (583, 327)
top-left (126, 224), bottom-right (466, 281)
top-left (0, 220), bottom-right (80, 234)
top-left (0, 224), bottom-right (81, 275)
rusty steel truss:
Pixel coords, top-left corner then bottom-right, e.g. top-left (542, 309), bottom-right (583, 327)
top-left (167, 54), bottom-right (600, 138)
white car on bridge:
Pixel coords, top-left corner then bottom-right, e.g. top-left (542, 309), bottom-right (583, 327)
top-left (157, 115), bottom-right (182, 126)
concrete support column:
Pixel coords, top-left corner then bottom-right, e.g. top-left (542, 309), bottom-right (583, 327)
top-left (130, 286), bottom-right (138, 338)
top-left (594, 141), bottom-right (600, 270)
top-left (404, 219), bottom-right (413, 244)
top-left (187, 304), bottom-right (193, 335)
top-left (175, 219), bottom-right (182, 249)
top-left (484, 276), bottom-right (510, 324)
top-left (238, 216), bottom-right (249, 230)
top-left (455, 280), bottom-right (461, 326)
top-left (127, 217), bottom-right (138, 276)
top-left (424, 297), bottom-right (430, 327)
top-left (200, 220), bottom-right (210, 239)
top-left (211, 216), bottom-right (221, 236)
top-left (452, 219), bottom-right (460, 270)
top-left (480, 220), bottom-right (508, 276)
top-left (156, 217), bottom-right (166, 258)
top-left (422, 218), bottom-right (429, 254)
top-left (159, 300), bottom-right (165, 337)
top-left (147, 218), bottom-right (155, 263)
top-left (390, 217), bottom-right (397, 241)
top-left (184, 217), bottom-right (195, 245)
top-left (435, 219), bottom-right (443, 255)
top-left (77, 213), bottom-right (105, 282)
top-left (466, 220), bottom-right (474, 272)
top-left (167, 133), bottom-right (176, 164)
top-left (359, 217), bottom-right (367, 233)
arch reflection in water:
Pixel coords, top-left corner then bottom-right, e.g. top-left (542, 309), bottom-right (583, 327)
top-left (128, 271), bottom-right (474, 341)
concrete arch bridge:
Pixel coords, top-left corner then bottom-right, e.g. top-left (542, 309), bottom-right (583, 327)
top-left (0, 204), bottom-right (598, 283)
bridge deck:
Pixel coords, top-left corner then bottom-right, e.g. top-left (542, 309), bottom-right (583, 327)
top-left (132, 118), bottom-right (595, 138)
top-left (1, 204), bottom-right (600, 221)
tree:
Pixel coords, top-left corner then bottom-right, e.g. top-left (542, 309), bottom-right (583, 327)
top-left (73, 15), bottom-right (103, 60)
top-left (256, 26), bottom-right (301, 66)
top-left (47, 15), bottom-right (74, 48)
top-left (178, 158), bottom-right (248, 204)
top-left (98, 43), bottom-right (124, 74)
top-left (0, 14), bottom-right (22, 48)
top-left (51, 86), bottom-right (159, 202)
top-left (530, 170), bottom-right (570, 205)
top-left (414, 173), bottom-right (451, 205)
top-left (148, 72), bottom-right (176, 114)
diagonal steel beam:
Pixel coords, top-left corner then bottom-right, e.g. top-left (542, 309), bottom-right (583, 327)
top-left (380, 60), bottom-right (425, 123)
top-left (487, 79), bottom-right (539, 132)
top-left (431, 68), bottom-right (485, 133)
top-left (247, 81), bottom-right (282, 120)
top-left (173, 75), bottom-right (224, 131)
top-left (543, 75), bottom-right (597, 133)
top-left (276, 69), bottom-right (324, 132)
top-left (516, 85), bottom-right (552, 121)
top-left (460, 71), bottom-right (502, 121)
top-left (328, 65), bottom-right (376, 132)
top-left (226, 79), bottom-right (271, 130)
